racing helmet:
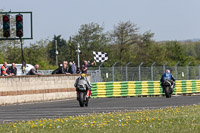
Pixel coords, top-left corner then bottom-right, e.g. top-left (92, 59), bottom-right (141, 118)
top-left (80, 73), bottom-right (86, 79)
top-left (166, 69), bottom-right (170, 73)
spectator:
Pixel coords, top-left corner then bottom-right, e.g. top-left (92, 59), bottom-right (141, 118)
top-left (68, 61), bottom-right (77, 74)
top-left (1, 62), bottom-right (8, 76)
top-left (81, 60), bottom-right (95, 74)
top-left (27, 64), bottom-right (41, 75)
top-left (52, 61), bottom-right (70, 74)
top-left (7, 63), bottom-right (17, 76)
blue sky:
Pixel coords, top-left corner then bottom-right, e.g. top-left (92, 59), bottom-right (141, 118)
top-left (1, 0), bottom-right (200, 44)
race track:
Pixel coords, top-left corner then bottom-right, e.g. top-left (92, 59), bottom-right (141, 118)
top-left (0, 96), bottom-right (199, 123)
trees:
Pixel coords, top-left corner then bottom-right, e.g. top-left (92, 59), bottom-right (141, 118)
top-left (23, 39), bottom-right (57, 69)
top-left (164, 41), bottom-right (189, 66)
top-left (49, 35), bottom-right (68, 65)
top-left (72, 23), bottom-right (109, 65)
top-left (110, 21), bottom-right (139, 65)
top-left (131, 31), bottom-right (168, 66)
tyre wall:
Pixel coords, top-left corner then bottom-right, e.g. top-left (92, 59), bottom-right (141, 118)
top-left (91, 80), bottom-right (200, 98)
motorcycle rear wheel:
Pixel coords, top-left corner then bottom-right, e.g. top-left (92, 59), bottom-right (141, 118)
top-left (165, 87), bottom-right (171, 98)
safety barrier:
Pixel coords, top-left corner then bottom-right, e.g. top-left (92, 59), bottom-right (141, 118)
top-left (91, 80), bottom-right (200, 98)
top-left (0, 74), bottom-right (83, 105)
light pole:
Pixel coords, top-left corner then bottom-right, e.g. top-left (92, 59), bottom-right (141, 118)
top-left (20, 37), bottom-right (26, 73)
top-left (76, 43), bottom-right (81, 68)
top-left (55, 40), bottom-right (58, 66)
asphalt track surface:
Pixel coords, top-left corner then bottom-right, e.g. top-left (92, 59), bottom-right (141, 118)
top-left (0, 96), bottom-right (199, 123)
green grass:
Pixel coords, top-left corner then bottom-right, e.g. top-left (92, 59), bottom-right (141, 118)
top-left (0, 105), bottom-right (200, 133)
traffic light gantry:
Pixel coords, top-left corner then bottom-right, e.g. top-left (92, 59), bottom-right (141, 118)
top-left (0, 11), bottom-right (32, 40)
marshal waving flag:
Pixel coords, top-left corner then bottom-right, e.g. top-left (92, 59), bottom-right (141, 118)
top-left (93, 51), bottom-right (108, 62)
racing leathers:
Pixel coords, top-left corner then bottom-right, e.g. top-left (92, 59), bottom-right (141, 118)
top-left (74, 76), bottom-right (92, 98)
top-left (160, 72), bottom-right (176, 92)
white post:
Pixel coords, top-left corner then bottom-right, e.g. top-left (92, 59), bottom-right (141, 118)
top-left (151, 62), bottom-right (156, 81)
top-left (139, 62), bottom-right (144, 81)
top-left (199, 64), bottom-right (200, 79)
top-left (187, 61), bottom-right (192, 80)
top-left (126, 62), bottom-right (131, 81)
top-left (175, 61), bottom-right (180, 79)
top-left (163, 62), bottom-right (168, 73)
top-left (112, 62), bottom-right (117, 82)
top-left (99, 62), bottom-right (104, 82)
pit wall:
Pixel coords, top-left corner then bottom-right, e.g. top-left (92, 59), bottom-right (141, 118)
top-left (0, 74), bottom-right (84, 105)
top-left (91, 80), bottom-right (200, 98)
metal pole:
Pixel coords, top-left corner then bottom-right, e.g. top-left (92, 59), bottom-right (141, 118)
top-left (163, 62), bottom-right (168, 73)
top-left (55, 40), bottom-right (58, 66)
top-left (99, 62), bottom-right (104, 82)
top-left (139, 62), bottom-right (144, 81)
top-left (187, 61), bottom-right (192, 80)
top-left (20, 37), bottom-right (26, 73)
top-left (199, 64), bottom-right (200, 79)
top-left (112, 62), bottom-right (117, 82)
top-left (69, 36), bottom-right (72, 61)
top-left (151, 62), bottom-right (156, 81)
top-left (126, 62), bottom-right (131, 81)
top-left (76, 43), bottom-right (81, 68)
top-left (175, 61), bottom-right (180, 79)
top-left (30, 12), bottom-right (33, 39)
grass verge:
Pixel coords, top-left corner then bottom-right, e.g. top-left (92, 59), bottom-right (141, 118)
top-left (0, 105), bottom-right (199, 133)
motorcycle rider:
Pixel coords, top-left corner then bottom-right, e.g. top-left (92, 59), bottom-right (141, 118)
top-left (160, 69), bottom-right (176, 93)
top-left (74, 73), bottom-right (92, 99)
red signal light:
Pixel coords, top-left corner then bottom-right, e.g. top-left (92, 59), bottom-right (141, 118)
top-left (16, 15), bottom-right (22, 22)
top-left (3, 15), bottom-right (9, 22)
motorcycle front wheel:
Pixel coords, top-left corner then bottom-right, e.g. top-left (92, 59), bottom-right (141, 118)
top-left (79, 92), bottom-right (85, 107)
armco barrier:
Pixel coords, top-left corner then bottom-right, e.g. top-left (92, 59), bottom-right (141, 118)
top-left (91, 80), bottom-right (200, 98)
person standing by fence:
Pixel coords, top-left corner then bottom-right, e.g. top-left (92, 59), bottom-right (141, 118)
top-left (68, 61), bottom-right (77, 74)
top-left (27, 64), bottom-right (41, 75)
top-left (81, 60), bottom-right (95, 74)
top-left (7, 63), bottom-right (17, 76)
top-left (1, 62), bottom-right (8, 76)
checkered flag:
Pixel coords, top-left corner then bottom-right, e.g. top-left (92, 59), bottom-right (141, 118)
top-left (93, 51), bottom-right (108, 62)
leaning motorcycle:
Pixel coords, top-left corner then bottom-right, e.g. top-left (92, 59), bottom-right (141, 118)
top-left (162, 80), bottom-right (173, 98)
top-left (77, 84), bottom-right (89, 107)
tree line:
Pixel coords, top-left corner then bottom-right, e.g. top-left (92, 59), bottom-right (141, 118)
top-left (0, 21), bottom-right (200, 70)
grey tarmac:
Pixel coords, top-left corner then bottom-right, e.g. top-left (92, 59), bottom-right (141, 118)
top-left (0, 95), bottom-right (199, 123)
